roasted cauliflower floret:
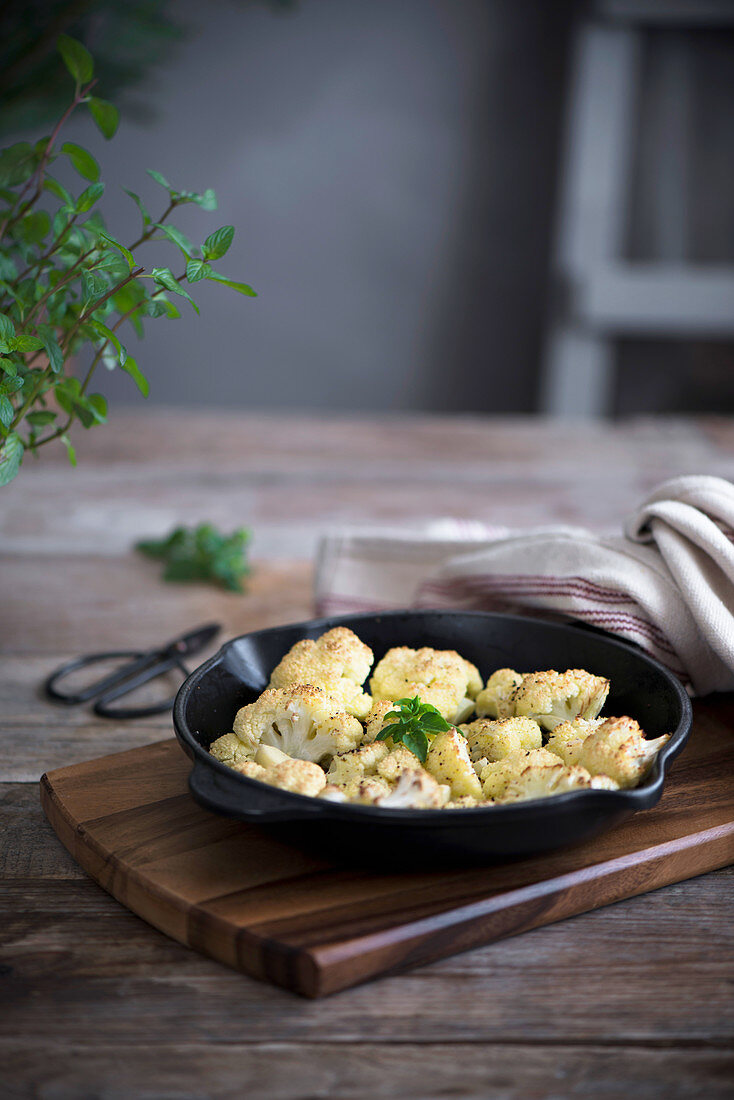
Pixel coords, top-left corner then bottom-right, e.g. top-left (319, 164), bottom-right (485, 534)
top-left (574, 716), bottom-right (670, 788)
top-left (370, 646), bottom-right (483, 724)
top-left (425, 728), bottom-right (483, 799)
top-left (475, 668), bottom-right (524, 718)
top-left (233, 759), bottom-right (269, 781)
top-left (480, 747), bottom-right (560, 799)
top-left (546, 718), bottom-right (603, 767)
top-left (351, 777), bottom-right (393, 804)
top-left (268, 626), bottom-right (374, 718)
top-left (372, 769), bottom-right (451, 809)
top-left (512, 669), bottom-right (609, 731)
top-left (376, 745), bottom-right (424, 784)
top-left (318, 784), bottom-right (349, 803)
top-left (444, 795), bottom-right (492, 809)
top-left (326, 741), bottom-right (390, 789)
top-left (461, 716), bottom-right (543, 763)
top-left (209, 731), bottom-right (256, 769)
top-left (232, 684), bottom-right (362, 766)
top-left (500, 762), bottom-right (595, 803)
top-left (361, 699), bottom-right (400, 743)
top-left (264, 758), bottom-right (327, 797)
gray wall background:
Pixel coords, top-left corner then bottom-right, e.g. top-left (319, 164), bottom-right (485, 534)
top-left (55, 0), bottom-right (572, 413)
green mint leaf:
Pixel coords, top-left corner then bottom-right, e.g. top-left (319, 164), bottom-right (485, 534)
top-left (0, 315), bottom-right (15, 343)
top-left (27, 410), bottom-right (57, 427)
top-left (61, 142), bottom-right (100, 182)
top-left (11, 335), bottom-right (45, 353)
top-left (191, 188), bottom-right (217, 211)
top-left (90, 319), bottom-right (127, 366)
top-left (88, 97), bottom-right (119, 139)
top-left (0, 358), bottom-right (17, 377)
top-left (121, 355), bottom-right (149, 397)
top-left (204, 270), bottom-right (256, 296)
top-left (0, 432), bottom-right (23, 486)
top-left (123, 188), bottom-right (152, 227)
top-left (156, 223), bottom-right (194, 258)
top-left (147, 168), bottom-right (172, 192)
top-left (17, 211), bottom-right (51, 244)
top-left (419, 711), bottom-right (453, 733)
top-left (0, 395), bottom-right (14, 429)
top-left (151, 267), bottom-right (199, 313)
top-left (60, 434), bottom-right (77, 467)
top-left (82, 269), bottom-right (107, 307)
top-left (76, 182), bottom-right (105, 213)
top-left (57, 34), bottom-right (94, 85)
top-left (136, 523), bottom-right (250, 591)
top-left (185, 258), bottom-right (213, 283)
top-left (202, 224), bottom-right (234, 260)
top-left (43, 177), bottom-right (74, 205)
top-left (0, 143), bottom-right (37, 188)
top-left (97, 231), bottom-right (134, 271)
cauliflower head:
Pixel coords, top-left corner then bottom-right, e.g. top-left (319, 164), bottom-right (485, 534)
top-left (545, 717), bottom-right (603, 767)
top-left (499, 761), bottom-right (595, 803)
top-left (372, 769), bottom-right (451, 809)
top-left (232, 684), bottom-right (362, 765)
top-left (234, 756), bottom-right (327, 797)
top-left (512, 669), bottom-right (610, 731)
top-left (480, 747), bottom-right (561, 799)
top-left (362, 699), bottom-right (400, 743)
top-left (268, 626), bottom-right (374, 719)
top-left (475, 668), bottom-right (524, 718)
top-left (209, 730), bottom-right (256, 769)
top-left (574, 716), bottom-right (670, 788)
top-left (325, 741), bottom-right (390, 790)
top-left (461, 716), bottom-right (543, 763)
top-left (425, 728), bottom-right (483, 799)
top-left (370, 646), bottom-right (483, 724)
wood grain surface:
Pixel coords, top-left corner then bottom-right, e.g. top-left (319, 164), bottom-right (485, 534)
top-left (3, 414), bottom-right (734, 1097)
top-left (40, 698), bottom-right (734, 998)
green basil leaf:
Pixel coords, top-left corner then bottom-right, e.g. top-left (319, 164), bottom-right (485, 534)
top-left (402, 730), bottom-right (429, 763)
top-left (57, 34), bottom-right (94, 84)
top-left (88, 97), bottom-right (119, 139)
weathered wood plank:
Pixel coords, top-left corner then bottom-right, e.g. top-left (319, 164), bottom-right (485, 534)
top-left (3, 1042), bottom-right (733, 1100)
top-left (1, 873), bottom-right (732, 1043)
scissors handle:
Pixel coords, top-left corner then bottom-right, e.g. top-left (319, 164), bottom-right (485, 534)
top-left (44, 650), bottom-right (188, 718)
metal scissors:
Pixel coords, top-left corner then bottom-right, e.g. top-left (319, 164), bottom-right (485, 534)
top-left (44, 623), bottom-right (221, 719)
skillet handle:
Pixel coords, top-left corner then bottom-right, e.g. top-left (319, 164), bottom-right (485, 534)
top-left (188, 759), bottom-right (323, 822)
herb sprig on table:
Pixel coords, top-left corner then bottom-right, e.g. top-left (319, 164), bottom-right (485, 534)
top-left (136, 524), bottom-right (251, 592)
top-left (0, 34), bottom-right (256, 488)
top-left (375, 696), bottom-right (462, 763)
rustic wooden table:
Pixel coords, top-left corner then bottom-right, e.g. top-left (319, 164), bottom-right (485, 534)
top-left (2, 412), bottom-right (734, 1099)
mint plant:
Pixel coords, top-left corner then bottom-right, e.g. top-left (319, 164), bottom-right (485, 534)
top-left (0, 34), bottom-right (255, 487)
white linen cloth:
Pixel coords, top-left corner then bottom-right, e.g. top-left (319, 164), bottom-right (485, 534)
top-left (314, 476), bottom-right (734, 696)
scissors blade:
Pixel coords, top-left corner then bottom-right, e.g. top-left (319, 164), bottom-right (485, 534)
top-left (165, 622), bottom-right (222, 659)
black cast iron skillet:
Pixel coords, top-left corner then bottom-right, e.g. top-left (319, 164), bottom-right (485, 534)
top-left (173, 610), bottom-right (692, 868)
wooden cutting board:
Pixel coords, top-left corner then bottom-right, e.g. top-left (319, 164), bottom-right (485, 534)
top-left (41, 697), bottom-right (734, 998)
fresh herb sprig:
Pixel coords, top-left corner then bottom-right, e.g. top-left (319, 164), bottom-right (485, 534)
top-left (136, 523), bottom-right (251, 592)
top-left (0, 34), bottom-right (256, 487)
top-left (375, 696), bottom-right (460, 763)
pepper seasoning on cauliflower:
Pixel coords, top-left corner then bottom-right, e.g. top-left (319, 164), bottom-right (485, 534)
top-left (268, 626), bottom-right (374, 719)
top-left (370, 646), bottom-right (483, 724)
top-left (572, 716), bottom-right (670, 788)
top-left (546, 717), bottom-right (604, 767)
top-left (361, 699), bottom-right (400, 743)
top-left (372, 769), bottom-right (451, 809)
top-left (499, 761), bottom-right (597, 803)
top-left (230, 684), bottom-right (362, 766)
top-left (425, 728), bottom-right (483, 799)
top-left (512, 669), bottom-right (609, 731)
top-left (325, 741), bottom-right (390, 793)
top-left (209, 730), bottom-right (256, 769)
top-left (461, 716), bottom-right (543, 763)
top-left (480, 747), bottom-right (561, 800)
top-left (475, 668), bottom-right (524, 719)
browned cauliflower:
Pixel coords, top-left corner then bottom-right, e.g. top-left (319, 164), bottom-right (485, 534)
top-left (376, 745), bottom-right (424, 784)
top-left (461, 716), bottom-right (543, 763)
top-left (425, 728), bottom-right (483, 799)
top-left (263, 758), bottom-right (328, 796)
top-left (231, 684), bottom-right (362, 765)
top-left (372, 769), bottom-right (451, 809)
top-left (370, 646), bottom-right (483, 724)
top-left (361, 699), bottom-right (400, 743)
top-left (499, 761), bottom-right (597, 803)
top-left (546, 718), bottom-right (604, 766)
top-left (480, 747), bottom-right (561, 799)
top-left (268, 626), bottom-right (374, 718)
top-left (475, 668), bottom-right (524, 718)
top-left (325, 741), bottom-right (390, 791)
top-left (512, 669), bottom-right (610, 731)
top-left (209, 730), bottom-right (255, 769)
top-left (572, 716), bottom-right (670, 788)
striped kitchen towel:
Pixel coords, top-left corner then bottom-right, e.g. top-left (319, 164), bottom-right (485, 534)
top-left (314, 476), bottom-right (734, 696)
